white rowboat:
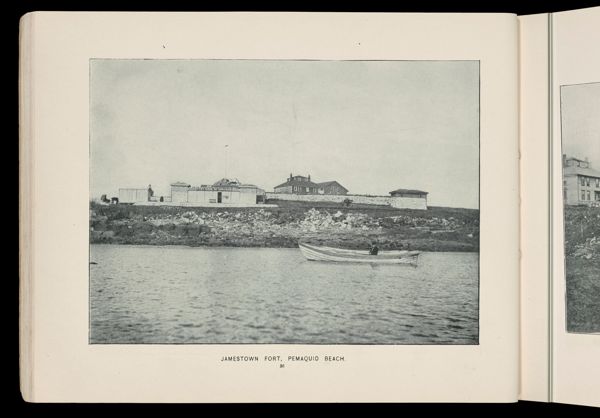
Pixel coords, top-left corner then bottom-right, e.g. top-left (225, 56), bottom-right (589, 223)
top-left (298, 243), bottom-right (420, 265)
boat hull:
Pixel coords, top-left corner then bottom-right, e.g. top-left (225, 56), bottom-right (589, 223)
top-left (299, 243), bottom-right (419, 265)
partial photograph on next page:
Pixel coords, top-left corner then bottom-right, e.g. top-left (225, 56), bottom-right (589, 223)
top-left (560, 81), bottom-right (600, 335)
top-left (88, 59), bottom-right (481, 345)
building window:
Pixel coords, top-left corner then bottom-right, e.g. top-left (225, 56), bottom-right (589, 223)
top-left (597, 178), bottom-right (600, 188)
top-left (582, 191), bottom-right (586, 201)
top-left (588, 191), bottom-right (591, 201)
top-left (587, 178), bottom-right (591, 187)
top-left (581, 177), bottom-right (586, 186)
top-left (564, 189), bottom-right (567, 200)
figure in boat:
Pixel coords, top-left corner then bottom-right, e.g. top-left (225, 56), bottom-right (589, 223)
top-left (369, 242), bottom-right (379, 255)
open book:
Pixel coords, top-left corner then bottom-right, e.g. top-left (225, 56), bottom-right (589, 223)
top-left (18, 9), bottom-right (600, 405)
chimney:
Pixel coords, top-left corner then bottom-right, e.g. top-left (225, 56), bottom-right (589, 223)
top-left (289, 172), bottom-right (292, 181)
top-left (308, 174), bottom-right (311, 182)
top-left (584, 157), bottom-right (590, 168)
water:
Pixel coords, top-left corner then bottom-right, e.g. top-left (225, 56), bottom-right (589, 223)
top-left (90, 245), bottom-right (479, 344)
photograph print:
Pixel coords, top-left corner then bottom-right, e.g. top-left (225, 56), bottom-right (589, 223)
top-left (89, 59), bottom-right (480, 344)
top-left (560, 82), bottom-right (600, 334)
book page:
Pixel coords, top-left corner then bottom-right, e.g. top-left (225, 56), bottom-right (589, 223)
top-left (21, 12), bottom-right (519, 402)
top-left (518, 12), bottom-right (551, 403)
top-left (551, 6), bottom-right (600, 408)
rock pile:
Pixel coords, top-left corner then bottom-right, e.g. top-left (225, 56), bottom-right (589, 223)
top-left (299, 208), bottom-right (381, 232)
top-left (572, 236), bottom-right (600, 261)
top-left (89, 204), bottom-right (480, 251)
top-left (388, 215), bottom-right (467, 229)
top-left (564, 206), bottom-right (600, 261)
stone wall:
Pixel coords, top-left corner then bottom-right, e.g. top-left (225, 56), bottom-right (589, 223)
top-left (265, 192), bottom-right (427, 210)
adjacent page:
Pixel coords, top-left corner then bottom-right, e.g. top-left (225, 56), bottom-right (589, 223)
top-left (550, 6), bottom-right (600, 408)
top-left (20, 12), bottom-right (519, 402)
top-left (518, 12), bottom-right (551, 403)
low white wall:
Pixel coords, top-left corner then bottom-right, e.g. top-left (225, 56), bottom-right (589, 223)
top-left (267, 192), bottom-right (350, 204)
top-left (171, 190), bottom-right (188, 203)
top-left (265, 192), bottom-right (427, 210)
top-left (132, 202), bottom-right (277, 208)
top-left (177, 188), bottom-right (258, 204)
top-left (119, 188), bottom-right (148, 204)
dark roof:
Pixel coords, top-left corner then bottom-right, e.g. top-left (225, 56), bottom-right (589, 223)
top-left (213, 178), bottom-right (241, 186)
top-left (274, 179), bottom-right (320, 189)
top-left (389, 188), bottom-right (428, 195)
top-left (564, 165), bottom-right (600, 178)
top-left (317, 181), bottom-right (348, 191)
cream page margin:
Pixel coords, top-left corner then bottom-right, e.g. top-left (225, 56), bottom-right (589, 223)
top-left (518, 13), bottom-right (550, 403)
top-left (551, 7), bottom-right (600, 408)
top-left (20, 12), bottom-right (519, 402)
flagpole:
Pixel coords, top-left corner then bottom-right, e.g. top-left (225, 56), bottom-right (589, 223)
top-left (225, 144), bottom-right (229, 179)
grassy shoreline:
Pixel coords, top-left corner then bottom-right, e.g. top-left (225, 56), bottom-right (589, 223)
top-left (90, 200), bottom-right (480, 253)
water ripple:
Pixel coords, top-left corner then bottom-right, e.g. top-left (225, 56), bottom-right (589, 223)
top-left (90, 245), bottom-right (479, 344)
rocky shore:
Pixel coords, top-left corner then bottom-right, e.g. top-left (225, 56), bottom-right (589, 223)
top-left (90, 201), bottom-right (480, 252)
top-left (565, 205), bottom-right (600, 261)
top-left (564, 205), bottom-right (600, 333)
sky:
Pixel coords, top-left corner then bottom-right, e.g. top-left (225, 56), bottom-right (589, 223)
top-left (90, 59), bottom-right (480, 208)
top-left (561, 82), bottom-right (600, 169)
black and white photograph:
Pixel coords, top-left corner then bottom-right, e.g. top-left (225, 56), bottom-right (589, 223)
top-left (561, 82), bottom-right (600, 334)
top-left (89, 59), bottom-right (480, 344)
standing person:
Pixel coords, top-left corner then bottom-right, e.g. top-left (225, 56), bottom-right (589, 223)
top-left (147, 184), bottom-right (154, 201)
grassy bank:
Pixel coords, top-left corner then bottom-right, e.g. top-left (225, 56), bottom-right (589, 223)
top-left (90, 200), bottom-right (480, 252)
top-left (564, 205), bottom-right (600, 333)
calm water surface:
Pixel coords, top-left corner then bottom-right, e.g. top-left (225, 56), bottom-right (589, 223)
top-left (90, 245), bottom-right (479, 344)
